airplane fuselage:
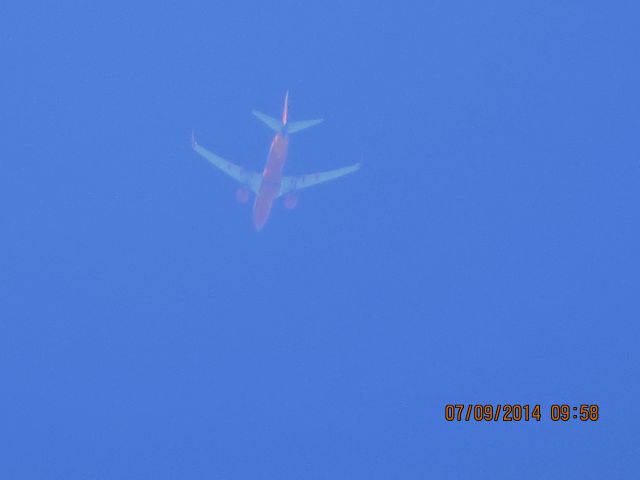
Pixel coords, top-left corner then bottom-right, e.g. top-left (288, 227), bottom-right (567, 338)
top-left (252, 132), bottom-right (289, 230)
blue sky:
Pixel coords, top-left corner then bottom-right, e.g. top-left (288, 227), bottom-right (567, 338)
top-left (2, 1), bottom-right (639, 478)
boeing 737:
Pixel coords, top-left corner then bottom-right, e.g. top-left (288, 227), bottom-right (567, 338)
top-left (192, 92), bottom-right (360, 230)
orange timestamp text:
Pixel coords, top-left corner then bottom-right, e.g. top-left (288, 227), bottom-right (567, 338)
top-left (444, 404), bottom-right (600, 422)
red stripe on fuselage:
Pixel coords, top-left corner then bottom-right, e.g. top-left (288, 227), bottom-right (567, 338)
top-left (252, 133), bottom-right (289, 230)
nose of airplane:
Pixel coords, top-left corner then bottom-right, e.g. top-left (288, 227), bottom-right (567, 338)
top-left (253, 218), bottom-right (266, 231)
top-left (252, 194), bottom-right (273, 231)
top-left (252, 207), bottom-right (269, 231)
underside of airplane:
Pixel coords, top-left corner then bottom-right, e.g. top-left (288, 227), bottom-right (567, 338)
top-left (192, 92), bottom-right (360, 230)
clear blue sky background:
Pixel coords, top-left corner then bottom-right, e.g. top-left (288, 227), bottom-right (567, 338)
top-left (2, 1), bottom-right (639, 478)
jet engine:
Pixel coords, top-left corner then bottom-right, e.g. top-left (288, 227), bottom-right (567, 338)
top-left (235, 186), bottom-right (250, 204)
top-left (283, 193), bottom-right (298, 209)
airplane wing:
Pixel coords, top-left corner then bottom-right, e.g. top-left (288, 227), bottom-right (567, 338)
top-left (192, 134), bottom-right (262, 194)
top-left (279, 163), bottom-right (360, 197)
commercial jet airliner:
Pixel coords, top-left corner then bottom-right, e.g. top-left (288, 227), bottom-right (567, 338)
top-left (192, 92), bottom-right (360, 231)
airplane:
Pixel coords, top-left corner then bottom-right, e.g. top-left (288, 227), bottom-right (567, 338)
top-left (192, 92), bottom-right (360, 231)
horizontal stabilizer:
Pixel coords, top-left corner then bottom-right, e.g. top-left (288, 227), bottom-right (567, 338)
top-left (286, 118), bottom-right (324, 134)
top-left (252, 110), bottom-right (282, 132)
top-left (252, 109), bottom-right (323, 135)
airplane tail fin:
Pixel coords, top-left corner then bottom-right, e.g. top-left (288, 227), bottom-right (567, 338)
top-left (252, 91), bottom-right (323, 134)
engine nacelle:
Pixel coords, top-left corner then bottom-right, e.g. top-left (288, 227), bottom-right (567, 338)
top-left (283, 194), bottom-right (298, 209)
top-left (235, 186), bottom-right (250, 204)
